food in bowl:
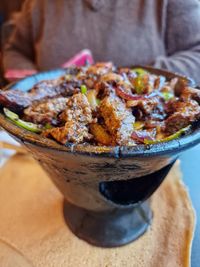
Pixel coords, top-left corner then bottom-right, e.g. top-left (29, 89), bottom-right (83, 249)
top-left (0, 63), bottom-right (200, 146)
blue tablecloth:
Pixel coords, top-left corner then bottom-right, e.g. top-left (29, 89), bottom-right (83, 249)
top-left (180, 145), bottom-right (200, 267)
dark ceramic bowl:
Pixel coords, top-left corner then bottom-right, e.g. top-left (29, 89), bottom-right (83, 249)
top-left (0, 67), bottom-right (199, 247)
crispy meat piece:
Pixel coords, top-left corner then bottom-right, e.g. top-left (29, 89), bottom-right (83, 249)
top-left (100, 73), bottom-right (124, 83)
top-left (86, 62), bottom-right (114, 76)
top-left (90, 123), bottom-right (114, 146)
top-left (43, 121), bottom-right (92, 144)
top-left (24, 97), bottom-right (68, 125)
top-left (165, 100), bottom-right (200, 134)
top-left (59, 93), bottom-right (93, 124)
top-left (44, 93), bottom-right (94, 144)
top-left (95, 82), bottom-right (115, 99)
top-left (180, 87), bottom-right (200, 104)
top-left (99, 95), bottom-right (135, 145)
top-left (137, 97), bottom-right (159, 115)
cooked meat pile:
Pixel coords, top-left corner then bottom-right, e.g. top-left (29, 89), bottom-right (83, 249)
top-left (0, 62), bottom-right (200, 146)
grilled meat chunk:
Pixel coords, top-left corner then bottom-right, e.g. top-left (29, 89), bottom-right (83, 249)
top-left (99, 95), bottom-right (135, 145)
top-left (59, 93), bottom-right (93, 124)
top-left (24, 97), bottom-right (68, 125)
top-left (44, 93), bottom-right (93, 144)
top-left (137, 97), bottom-right (160, 116)
top-left (43, 121), bottom-right (92, 144)
top-left (127, 97), bottom-right (166, 121)
top-left (165, 100), bottom-right (200, 134)
top-left (90, 123), bottom-right (114, 146)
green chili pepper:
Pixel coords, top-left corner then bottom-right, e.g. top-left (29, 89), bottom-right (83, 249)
top-left (133, 121), bottom-right (144, 130)
top-left (161, 91), bottom-right (174, 101)
top-left (96, 99), bottom-right (101, 105)
top-left (4, 108), bottom-right (19, 121)
top-left (134, 76), bottom-right (146, 94)
top-left (45, 123), bottom-right (53, 129)
top-left (132, 68), bottom-right (148, 76)
top-left (4, 108), bottom-right (42, 133)
top-left (144, 126), bottom-right (191, 145)
top-left (81, 85), bottom-right (87, 94)
top-left (131, 68), bottom-right (149, 94)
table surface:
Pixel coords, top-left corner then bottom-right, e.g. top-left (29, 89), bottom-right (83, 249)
top-left (180, 144), bottom-right (200, 267)
top-left (0, 132), bottom-right (199, 266)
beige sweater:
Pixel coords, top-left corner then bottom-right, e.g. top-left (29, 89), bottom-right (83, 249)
top-left (3, 0), bottom-right (200, 83)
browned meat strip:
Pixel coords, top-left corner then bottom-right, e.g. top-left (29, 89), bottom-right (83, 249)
top-left (0, 90), bottom-right (31, 113)
top-left (0, 76), bottom-right (80, 113)
top-left (29, 78), bottom-right (80, 99)
top-left (165, 100), bottom-right (200, 134)
top-left (24, 97), bottom-right (68, 125)
top-left (44, 93), bottom-right (94, 144)
top-left (99, 95), bottom-right (135, 145)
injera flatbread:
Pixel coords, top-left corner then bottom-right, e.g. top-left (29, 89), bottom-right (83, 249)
top-left (0, 154), bottom-right (195, 267)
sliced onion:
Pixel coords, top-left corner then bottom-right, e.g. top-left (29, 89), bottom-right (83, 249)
top-left (115, 85), bottom-right (163, 102)
top-left (115, 86), bottom-right (145, 101)
top-left (131, 130), bottom-right (155, 144)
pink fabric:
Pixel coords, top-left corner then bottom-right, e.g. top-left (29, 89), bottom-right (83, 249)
top-left (5, 49), bottom-right (94, 81)
top-left (62, 49), bottom-right (94, 68)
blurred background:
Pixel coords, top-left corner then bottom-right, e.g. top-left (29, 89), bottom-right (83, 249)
top-left (0, 0), bottom-right (24, 85)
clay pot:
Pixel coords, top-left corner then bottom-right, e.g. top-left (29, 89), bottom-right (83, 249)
top-left (0, 67), bottom-right (199, 247)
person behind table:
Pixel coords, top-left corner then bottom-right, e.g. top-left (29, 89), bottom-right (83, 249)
top-left (2, 0), bottom-right (200, 83)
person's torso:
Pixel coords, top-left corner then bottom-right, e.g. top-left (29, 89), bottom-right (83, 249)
top-left (33, 0), bottom-right (168, 70)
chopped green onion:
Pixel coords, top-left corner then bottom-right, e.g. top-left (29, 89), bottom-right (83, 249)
top-left (81, 85), bottom-right (87, 94)
top-left (144, 126), bottom-right (191, 145)
top-left (4, 108), bottom-right (42, 133)
top-left (161, 91), bottom-right (174, 101)
top-left (132, 68), bottom-right (148, 76)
